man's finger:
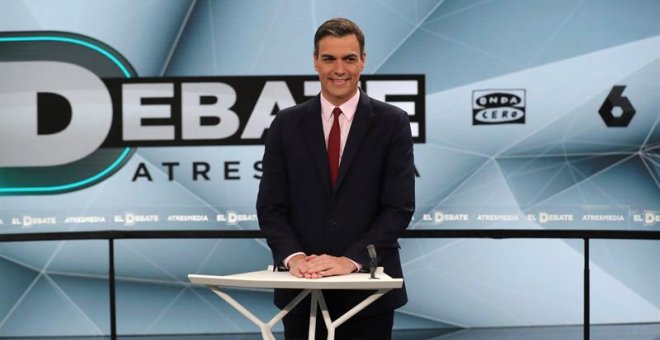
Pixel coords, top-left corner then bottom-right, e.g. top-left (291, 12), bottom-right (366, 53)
top-left (318, 268), bottom-right (338, 276)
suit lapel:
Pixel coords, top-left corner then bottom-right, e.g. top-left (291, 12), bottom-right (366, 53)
top-left (334, 91), bottom-right (373, 193)
top-left (302, 96), bottom-right (332, 195)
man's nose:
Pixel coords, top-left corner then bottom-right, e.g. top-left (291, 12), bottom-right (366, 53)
top-left (333, 61), bottom-right (346, 75)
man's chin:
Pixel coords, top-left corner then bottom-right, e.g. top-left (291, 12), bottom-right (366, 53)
top-left (326, 86), bottom-right (354, 97)
top-left (327, 92), bottom-right (350, 102)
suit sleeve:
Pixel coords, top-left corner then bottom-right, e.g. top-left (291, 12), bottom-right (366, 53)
top-left (344, 110), bottom-right (415, 266)
top-left (256, 114), bottom-right (304, 265)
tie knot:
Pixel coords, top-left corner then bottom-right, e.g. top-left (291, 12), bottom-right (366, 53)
top-left (332, 107), bottom-right (342, 117)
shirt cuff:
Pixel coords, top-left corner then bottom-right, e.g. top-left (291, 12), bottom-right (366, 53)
top-left (283, 252), bottom-right (306, 269)
top-left (348, 258), bottom-right (362, 272)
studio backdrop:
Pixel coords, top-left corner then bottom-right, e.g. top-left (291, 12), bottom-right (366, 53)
top-left (0, 0), bottom-right (658, 337)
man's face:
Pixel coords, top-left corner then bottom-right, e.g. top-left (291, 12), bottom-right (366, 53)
top-left (314, 34), bottom-right (365, 106)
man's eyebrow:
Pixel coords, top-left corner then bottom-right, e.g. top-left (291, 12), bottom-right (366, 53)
top-left (319, 52), bottom-right (359, 58)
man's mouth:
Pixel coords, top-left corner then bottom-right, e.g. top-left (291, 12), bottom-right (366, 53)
top-left (330, 78), bottom-right (348, 85)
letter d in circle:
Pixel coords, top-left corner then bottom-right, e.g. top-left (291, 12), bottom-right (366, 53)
top-left (0, 61), bottom-right (112, 167)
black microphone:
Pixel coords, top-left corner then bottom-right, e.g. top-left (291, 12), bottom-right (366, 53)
top-left (367, 244), bottom-right (378, 279)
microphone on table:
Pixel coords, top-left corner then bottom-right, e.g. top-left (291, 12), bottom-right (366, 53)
top-left (367, 244), bottom-right (378, 279)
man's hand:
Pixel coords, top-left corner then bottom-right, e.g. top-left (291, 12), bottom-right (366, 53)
top-left (287, 254), bottom-right (321, 279)
top-left (288, 254), bottom-right (357, 278)
top-left (304, 254), bottom-right (357, 278)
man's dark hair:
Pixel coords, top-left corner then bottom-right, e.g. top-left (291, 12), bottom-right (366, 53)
top-left (314, 18), bottom-right (365, 57)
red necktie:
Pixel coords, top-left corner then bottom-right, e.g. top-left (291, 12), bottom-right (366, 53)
top-left (328, 107), bottom-right (341, 188)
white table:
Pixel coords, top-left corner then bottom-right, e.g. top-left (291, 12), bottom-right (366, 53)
top-left (188, 266), bottom-right (403, 340)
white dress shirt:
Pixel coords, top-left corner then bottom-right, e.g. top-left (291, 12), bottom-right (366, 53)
top-left (320, 89), bottom-right (360, 165)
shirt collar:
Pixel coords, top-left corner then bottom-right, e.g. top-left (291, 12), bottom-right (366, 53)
top-left (320, 89), bottom-right (360, 123)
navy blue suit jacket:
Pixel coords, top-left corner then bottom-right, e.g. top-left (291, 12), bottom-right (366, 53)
top-left (257, 90), bottom-right (415, 316)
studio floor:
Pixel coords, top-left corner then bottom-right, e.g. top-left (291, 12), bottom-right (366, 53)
top-left (3, 323), bottom-right (660, 340)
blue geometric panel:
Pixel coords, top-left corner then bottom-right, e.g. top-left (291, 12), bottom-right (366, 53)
top-left (497, 155), bottom-right (631, 208)
top-left (48, 275), bottom-right (110, 334)
top-left (537, 156), bottom-right (659, 208)
top-left (0, 257), bottom-right (38, 329)
top-left (590, 240), bottom-right (660, 311)
top-left (0, 275), bottom-right (103, 337)
top-left (115, 280), bottom-right (280, 335)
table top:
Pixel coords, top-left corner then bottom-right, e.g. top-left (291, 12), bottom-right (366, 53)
top-left (188, 266), bottom-right (403, 290)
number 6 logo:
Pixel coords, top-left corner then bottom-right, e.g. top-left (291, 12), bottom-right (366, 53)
top-left (598, 85), bottom-right (636, 127)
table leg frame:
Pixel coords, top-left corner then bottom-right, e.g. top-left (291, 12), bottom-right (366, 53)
top-left (210, 286), bottom-right (312, 340)
top-left (209, 286), bottom-right (392, 340)
top-left (314, 289), bottom-right (391, 340)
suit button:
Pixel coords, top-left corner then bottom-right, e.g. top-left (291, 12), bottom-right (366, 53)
top-left (329, 218), bottom-right (336, 226)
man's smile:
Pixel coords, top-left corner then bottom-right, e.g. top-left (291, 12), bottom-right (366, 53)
top-left (330, 78), bottom-right (348, 85)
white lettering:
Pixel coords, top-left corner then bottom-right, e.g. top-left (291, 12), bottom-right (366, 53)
top-left (581, 214), bottom-right (625, 222)
top-left (476, 214), bottom-right (520, 221)
top-left (64, 216), bottom-right (106, 224)
top-left (434, 212), bottom-right (469, 223)
top-left (645, 211), bottom-right (660, 225)
top-left (539, 213), bottom-right (573, 223)
top-left (242, 81), bottom-right (296, 139)
top-left (226, 212), bottom-right (258, 225)
top-left (123, 83), bottom-right (174, 140)
top-left (181, 82), bottom-right (239, 139)
top-left (167, 215), bottom-right (209, 222)
top-left (22, 216), bottom-right (57, 226)
top-left (365, 80), bottom-right (418, 137)
top-left (0, 61), bottom-right (112, 166)
top-left (122, 213), bottom-right (159, 226)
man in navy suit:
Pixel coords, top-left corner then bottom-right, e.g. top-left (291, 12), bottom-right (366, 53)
top-left (257, 17), bottom-right (415, 340)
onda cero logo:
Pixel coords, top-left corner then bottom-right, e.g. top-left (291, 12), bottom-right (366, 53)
top-left (472, 89), bottom-right (526, 125)
top-left (0, 32), bottom-right (426, 195)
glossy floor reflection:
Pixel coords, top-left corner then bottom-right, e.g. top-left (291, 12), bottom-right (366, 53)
top-left (429, 323), bottom-right (660, 340)
top-left (4, 323), bottom-right (659, 339)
